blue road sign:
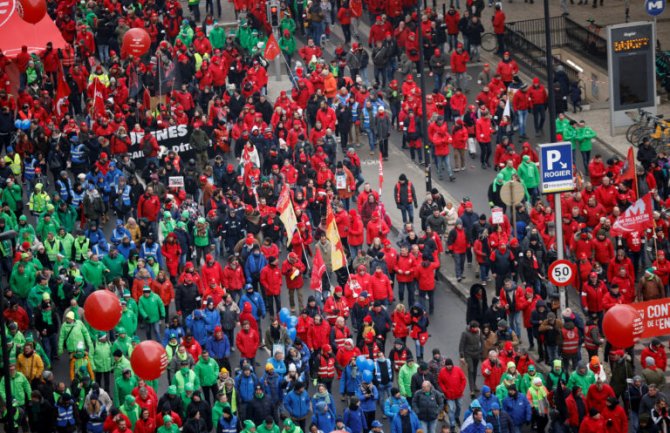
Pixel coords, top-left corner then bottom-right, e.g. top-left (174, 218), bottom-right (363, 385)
top-left (540, 142), bottom-right (575, 193)
top-left (646, 0), bottom-right (665, 16)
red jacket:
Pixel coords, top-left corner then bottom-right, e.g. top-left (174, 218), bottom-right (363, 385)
top-left (475, 117), bottom-right (493, 143)
top-left (415, 261), bottom-right (440, 291)
top-left (445, 11), bottom-right (460, 34)
top-left (512, 89), bottom-right (532, 111)
top-left (236, 328), bottom-right (260, 359)
top-left (496, 60), bottom-right (518, 82)
top-left (392, 311), bottom-right (411, 338)
top-left (450, 50), bottom-right (469, 74)
top-left (137, 193), bottom-right (161, 222)
top-left (581, 280), bottom-right (607, 313)
top-left (201, 261), bottom-right (225, 286)
top-left (369, 272), bottom-right (394, 301)
top-left (296, 315), bottom-right (313, 343)
top-left (493, 10), bottom-right (506, 34)
top-left (438, 366), bottom-right (467, 399)
top-left (308, 320), bottom-right (331, 350)
top-left (607, 257), bottom-right (635, 286)
top-left (602, 404), bottom-right (628, 433)
top-left (641, 345), bottom-right (668, 371)
top-left (586, 384), bottom-right (615, 413)
top-left (480, 358), bottom-right (504, 389)
top-left (281, 259), bottom-right (306, 290)
top-left (395, 254), bottom-right (417, 283)
top-left (260, 264), bottom-right (283, 296)
top-left (222, 264), bottom-right (245, 292)
top-left (565, 394), bottom-right (585, 427)
top-left (499, 286), bottom-right (526, 312)
top-left (349, 212), bottom-right (365, 246)
top-left (579, 416), bottom-right (605, 433)
top-left (528, 84), bottom-right (548, 106)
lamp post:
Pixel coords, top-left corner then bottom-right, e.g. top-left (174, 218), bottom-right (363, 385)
top-left (416, 2), bottom-right (433, 193)
top-left (0, 230), bottom-right (18, 433)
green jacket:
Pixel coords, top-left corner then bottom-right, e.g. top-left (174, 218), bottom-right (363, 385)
top-left (36, 216), bottom-right (60, 240)
top-left (1, 183), bottom-right (22, 212)
top-left (158, 424), bottom-right (180, 433)
top-left (561, 124), bottom-right (577, 150)
top-left (258, 422), bottom-right (281, 433)
top-left (138, 293), bottom-right (165, 324)
top-left (566, 370), bottom-right (595, 396)
top-left (0, 371), bottom-right (31, 406)
top-left (279, 16), bottom-right (297, 34)
top-left (279, 35), bottom-right (297, 56)
top-left (27, 284), bottom-right (51, 310)
top-left (114, 375), bottom-right (138, 407)
top-left (92, 340), bottom-right (113, 373)
top-left (57, 233), bottom-right (76, 260)
top-left (121, 400), bottom-right (141, 428)
top-left (499, 166), bottom-right (517, 183)
top-left (209, 26), bottom-right (227, 49)
top-left (517, 158), bottom-right (540, 189)
top-left (112, 335), bottom-right (133, 358)
top-left (80, 259), bottom-right (109, 288)
top-left (103, 253), bottom-right (126, 280)
top-left (112, 356), bottom-right (131, 381)
top-left (398, 363), bottom-right (419, 397)
top-left (174, 368), bottom-right (200, 394)
top-left (119, 309), bottom-right (138, 337)
top-left (519, 372), bottom-right (544, 394)
top-left (177, 25), bottom-right (194, 46)
top-left (194, 357), bottom-right (219, 387)
top-left (576, 126), bottom-right (597, 152)
top-left (555, 118), bottom-right (570, 135)
top-left (57, 206), bottom-right (78, 233)
top-left (58, 320), bottom-right (93, 355)
top-left (9, 269), bottom-right (36, 299)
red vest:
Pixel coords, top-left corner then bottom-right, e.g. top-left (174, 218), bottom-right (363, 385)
top-left (318, 355), bottom-right (336, 379)
top-left (562, 327), bottom-right (580, 355)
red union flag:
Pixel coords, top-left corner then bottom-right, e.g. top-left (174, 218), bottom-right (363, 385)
top-left (277, 184), bottom-right (298, 246)
top-left (310, 248), bottom-right (326, 292)
top-left (0, 0), bottom-right (15, 30)
top-left (54, 72), bottom-right (70, 117)
top-left (264, 33), bottom-right (281, 61)
top-left (613, 192), bottom-right (654, 233)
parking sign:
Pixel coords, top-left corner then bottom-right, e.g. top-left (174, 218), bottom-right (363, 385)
top-left (540, 142), bottom-right (575, 193)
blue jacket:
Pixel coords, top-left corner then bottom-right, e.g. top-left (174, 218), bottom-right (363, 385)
top-left (384, 396), bottom-right (409, 419)
top-left (260, 372), bottom-right (283, 405)
top-left (203, 307), bottom-right (221, 334)
top-left (85, 227), bottom-right (107, 247)
top-left (235, 372), bottom-right (259, 403)
top-left (244, 253), bottom-right (267, 281)
top-left (486, 412), bottom-right (515, 433)
top-left (205, 335), bottom-right (230, 360)
top-left (284, 389), bottom-right (311, 419)
top-left (502, 394), bottom-right (532, 426)
top-left (239, 292), bottom-right (266, 320)
top-left (478, 388), bottom-right (500, 416)
top-left (355, 384), bottom-right (379, 413)
top-left (117, 241), bottom-right (136, 259)
top-left (217, 415), bottom-right (238, 433)
top-left (185, 310), bottom-right (209, 343)
top-left (268, 357), bottom-right (287, 377)
top-left (340, 365), bottom-right (362, 395)
top-left (311, 392), bottom-right (336, 416)
top-left (111, 226), bottom-right (132, 245)
top-left (343, 407), bottom-right (367, 433)
top-left (312, 403), bottom-right (336, 433)
top-left (391, 410), bottom-right (419, 433)
top-left (463, 420), bottom-right (488, 433)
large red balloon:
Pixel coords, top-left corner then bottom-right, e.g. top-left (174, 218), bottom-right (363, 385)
top-left (84, 290), bottom-right (122, 331)
top-left (130, 341), bottom-right (168, 381)
top-left (602, 304), bottom-right (644, 348)
top-left (121, 28), bottom-right (151, 58)
top-left (17, 0), bottom-right (47, 24)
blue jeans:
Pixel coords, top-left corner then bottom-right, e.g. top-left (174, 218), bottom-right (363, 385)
top-left (447, 399), bottom-right (462, 427)
top-left (454, 253), bottom-right (465, 279)
top-left (421, 420), bottom-right (438, 433)
top-left (399, 204), bottom-right (415, 223)
top-left (311, 21), bottom-right (325, 46)
top-left (386, 59), bottom-right (397, 82)
top-left (435, 155), bottom-right (453, 178)
top-left (448, 34), bottom-right (458, 51)
top-left (145, 321), bottom-right (161, 341)
top-left (546, 345), bottom-right (559, 363)
top-left (479, 263), bottom-right (490, 282)
top-left (433, 72), bottom-right (444, 93)
top-left (509, 310), bottom-right (522, 338)
top-left (629, 410), bottom-right (639, 433)
top-left (581, 150), bottom-right (591, 173)
top-left (365, 128), bottom-right (376, 151)
top-left (517, 109), bottom-right (528, 137)
top-left (359, 67), bottom-right (369, 86)
top-left (350, 244), bottom-right (360, 258)
top-left (98, 45), bottom-right (110, 64)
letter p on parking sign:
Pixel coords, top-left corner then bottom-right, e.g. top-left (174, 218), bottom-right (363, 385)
top-left (540, 142), bottom-right (575, 194)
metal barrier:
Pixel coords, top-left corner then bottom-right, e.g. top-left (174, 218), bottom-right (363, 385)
top-left (504, 15), bottom-right (608, 76)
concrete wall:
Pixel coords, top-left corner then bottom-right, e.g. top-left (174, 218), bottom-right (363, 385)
top-left (554, 47), bottom-right (610, 109)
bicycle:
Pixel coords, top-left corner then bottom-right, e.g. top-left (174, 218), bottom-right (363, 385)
top-left (481, 23), bottom-right (525, 53)
top-left (638, 117), bottom-right (670, 151)
top-left (625, 108), bottom-right (658, 144)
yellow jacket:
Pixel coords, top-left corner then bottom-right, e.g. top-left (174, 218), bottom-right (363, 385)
top-left (16, 352), bottom-right (45, 382)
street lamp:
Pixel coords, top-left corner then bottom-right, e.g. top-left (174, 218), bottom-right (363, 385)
top-left (416, 2), bottom-right (433, 193)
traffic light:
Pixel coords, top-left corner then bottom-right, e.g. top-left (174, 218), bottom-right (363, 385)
top-left (269, 1), bottom-right (279, 27)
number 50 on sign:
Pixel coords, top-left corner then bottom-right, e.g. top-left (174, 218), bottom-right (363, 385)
top-left (548, 260), bottom-right (575, 287)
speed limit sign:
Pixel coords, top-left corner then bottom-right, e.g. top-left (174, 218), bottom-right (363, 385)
top-left (548, 260), bottom-right (575, 287)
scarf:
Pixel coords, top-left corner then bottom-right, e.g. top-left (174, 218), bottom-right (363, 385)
top-left (314, 390), bottom-right (331, 405)
top-left (41, 309), bottom-right (53, 325)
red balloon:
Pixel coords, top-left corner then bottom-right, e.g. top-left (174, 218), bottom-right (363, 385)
top-left (83, 290), bottom-right (122, 332)
top-left (602, 304), bottom-right (644, 348)
top-left (17, 0), bottom-right (47, 24)
top-left (130, 341), bottom-right (169, 381)
top-left (121, 28), bottom-right (151, 58)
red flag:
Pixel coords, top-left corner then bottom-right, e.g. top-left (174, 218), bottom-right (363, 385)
top-left (378, 152), bottom-right (384, 192)
top-left (54, 72), bottom-right (70, 117)
top-left (264, 33), bottom-right (281, 61)
top-left (92, 79), bottom-right (106, 117)
top-left (620, 147), bottom-right (635, 182)
top-left (143, 88), bottom-right (151, 111)
top-left (612, 193), bottom-right (654, 233)
top-left (310, 248), bottom-right (326, 292)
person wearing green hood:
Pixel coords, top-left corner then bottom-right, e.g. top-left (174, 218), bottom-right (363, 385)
top-left (174, 359), bottom-right (200, 394)
top-left (0, 363), bottom-right (31, 406)
top-left (282, 418), bottom-right (303, 433)
top-left (122, 290), bottom-right (139, 317)
top-left (9, 262), bottom-right (36, 301)
top-left (194, 349), bottom-right (219, 403)
top-left (209, 23), bottom-right (226, 50)
top-left (92, 332), bottom-right (113, 392)
top-left (257, 416), bottom-right (280, 433)
top-left (28, 183), bottom-right (51, 215)
top-left (120, 394), bottom-right (141, 428)
top-left (36, 208), bottom-right (60, 240)
top-left (56, 201), bottom-right (78, 234)
top-left (496, 362), bottom-right (520, 402)
top-left (177, 20), bottom-right (194, 46)
top-left (58, 310), bottom-right (93, 357)
top-left (27, 275), bottom-right (51, 311)
top-left (181, 381), bottom-right (196, 408)
top-left (517, 155), bottom-right (541, 202)
top-left (118, 301), bottom-right (139, 340)
top-left (114, 367), bottom-right (138, 407)
top-left (80, 254), bottom-right (110, 288)
top-left (575, 120), bottom-right (597, 172)
top-left (242, 419), bottom-right (258, 433)
top-left (398, 355), bottom-right (419, 398)
top-left (17, 215), bottom-right (36, 243)
top-left (545, 359), bottom-right (568, 392)
top-left (158, 415), bottom-right (180, 433)
top-left (566, 361), bottom-right (595, 396)
top-left (1, 177), bottom-right (23, 214)
top-left (73, 230), bottom-right (91, 263)
top-left (138, 286), bottom-right (165, 341)
top-left (159, 211), bottom-right (176, 242)
top-left (56, 227), bottom-right (75, 261)
top-left (487, 173), bottom-right (507, 212)
top-left (103, 247), bottom-right (126, 280)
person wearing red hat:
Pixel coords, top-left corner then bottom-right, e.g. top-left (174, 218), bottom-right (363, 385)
top-left (528, 77), bottom-right (548, 137)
